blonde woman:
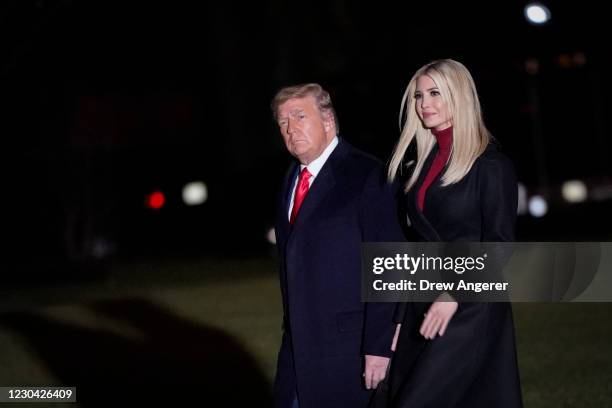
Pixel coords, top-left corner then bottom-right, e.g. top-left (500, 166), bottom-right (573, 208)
top-left (386, 60), bottom-right (522, 407)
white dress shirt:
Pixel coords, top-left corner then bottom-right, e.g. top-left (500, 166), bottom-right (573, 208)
top-left (287, 136), bottom-right (339, 219)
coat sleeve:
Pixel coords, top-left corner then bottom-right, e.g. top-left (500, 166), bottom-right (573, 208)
top-left (359, 165), bottom-right (406, 357)
top-left (479, 154), bottom-right (518, 242)
top-left (477, 154), bottom-right (518, 300)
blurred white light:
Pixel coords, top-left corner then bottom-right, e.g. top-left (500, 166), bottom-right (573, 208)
top-left (561, 180), bottom-right (587, 203)
top-left (528, 195), bottom-right (548, 217)
top-left (182, 181), bottom-right (208, 206)
top-left (525, 3), bottom-right (551, 25)
top-left (267, 228), bottom-right (276, 245)
top-left (517, 182), bottom-right (528, 215)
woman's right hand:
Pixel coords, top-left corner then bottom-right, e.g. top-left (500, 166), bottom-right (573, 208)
top-left (420, 295), bottom-right (458, 339)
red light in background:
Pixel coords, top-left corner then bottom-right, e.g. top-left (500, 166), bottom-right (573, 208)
top-left (146, 191), bottom-right (165, 210)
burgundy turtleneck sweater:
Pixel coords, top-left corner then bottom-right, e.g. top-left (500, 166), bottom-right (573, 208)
top-left (417, 126), bottom-right (453, 211)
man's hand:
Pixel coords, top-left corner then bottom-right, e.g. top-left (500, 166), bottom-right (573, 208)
top-left (391, 323), bottom-right (401, 352)
top-left (364, 354), bottom-right (390, 389)
top-left (420, 294), bottom-right (458, 339)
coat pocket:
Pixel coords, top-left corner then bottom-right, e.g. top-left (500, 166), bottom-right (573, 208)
top-left (336, 310), bottom-right (364, 333)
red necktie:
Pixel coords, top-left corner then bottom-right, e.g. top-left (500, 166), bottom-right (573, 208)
top-left (290, 167), bottom-right (312, 224)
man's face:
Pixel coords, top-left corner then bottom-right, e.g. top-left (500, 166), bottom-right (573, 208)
top-left (276, 96), bottom-right (334, 165)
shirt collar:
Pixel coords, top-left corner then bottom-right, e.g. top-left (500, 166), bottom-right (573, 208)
top-left (300, 136), bottom-right (339, 178)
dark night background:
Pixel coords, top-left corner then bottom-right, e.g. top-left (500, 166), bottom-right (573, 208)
top-left (1, 1), bottom-right (610, 271)
top-left (0, 1), bottom-right (611, 406)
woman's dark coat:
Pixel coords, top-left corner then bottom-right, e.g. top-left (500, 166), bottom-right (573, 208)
top-left (390, 143), bottom-right (523, 408)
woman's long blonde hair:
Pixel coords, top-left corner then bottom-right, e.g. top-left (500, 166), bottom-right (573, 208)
top-left (388, 59), bottom-right (491, 191)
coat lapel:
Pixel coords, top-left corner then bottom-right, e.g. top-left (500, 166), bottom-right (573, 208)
top-left (289, 138), bottom-right (348, 233)
top-left (277, 162), bottom-right (299, 243)
top-left (407, 146), bottom-right (442, 242)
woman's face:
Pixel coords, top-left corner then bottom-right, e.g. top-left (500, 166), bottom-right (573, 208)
top-left (414, 75), bottom-right (452, 131)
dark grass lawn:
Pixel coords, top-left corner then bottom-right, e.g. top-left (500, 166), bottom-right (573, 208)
top-left (1, 257), bottom-right (611, 407)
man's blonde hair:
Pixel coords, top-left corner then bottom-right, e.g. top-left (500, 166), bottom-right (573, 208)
top-left (271, 83), bottom-right (339, 133)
